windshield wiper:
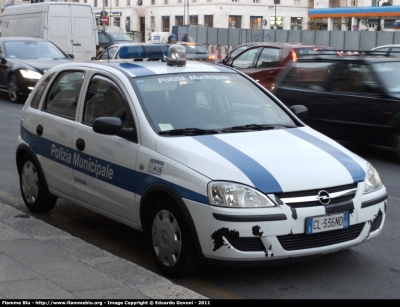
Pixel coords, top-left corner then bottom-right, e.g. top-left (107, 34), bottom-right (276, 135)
top-left (221, 124), bottom-right (295, 132)
top-left (159, 128), bottom-right (218, 136)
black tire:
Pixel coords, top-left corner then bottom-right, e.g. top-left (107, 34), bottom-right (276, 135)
top-left (147, 197), bottom-right (197, 279)
top-left (8, 74), bottom-right (24, 103)
top-left (19, 155), bottom-right (57, 213)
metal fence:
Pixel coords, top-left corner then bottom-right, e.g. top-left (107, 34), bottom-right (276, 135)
top-left (172, 25), bottom-right (400, 50)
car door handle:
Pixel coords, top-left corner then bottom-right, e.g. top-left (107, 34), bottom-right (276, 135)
top-left (76, 138), bottom-right (85, 151)
top-left (73, 43), bottom-right (82, 46)
top-left (36, 124), bottom-right (43, 136)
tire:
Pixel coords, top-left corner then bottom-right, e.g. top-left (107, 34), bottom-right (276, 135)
top-left (147, 197), bottom-right (197, 279)
top-left (8, 74), bottom-right (24, 103)
top-left (19, 155), bottom-right (57, 213)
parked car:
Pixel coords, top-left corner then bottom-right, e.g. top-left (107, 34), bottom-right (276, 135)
top-left (221, 42), bottom-right (340, 91)
top-left (370, 44), bottom-right (400, 58)
top-left (218, 42), bottom-right (259, 65)
top-left (97, 30), bottom-right (135, 57)
top-left (16, 45), bottom-right (387, 279)
top-left (92, 43), bottom-right (169, 61)
top-left (0, 37), bottom-right (74, 103)
top-left (273, 55), bottom-right (400, 161)
top-left (174, 42), bottom-right (215, 62)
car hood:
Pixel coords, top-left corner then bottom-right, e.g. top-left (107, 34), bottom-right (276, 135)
top-left (11, 58), bottom-right (73, 74)
top-left (155, 127), bottom-right (367, 194)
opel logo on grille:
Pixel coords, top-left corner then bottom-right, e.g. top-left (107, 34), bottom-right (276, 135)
top-left (317, 190), bottom-right (331, 205)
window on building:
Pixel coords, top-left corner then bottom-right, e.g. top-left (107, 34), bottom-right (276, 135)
top-left (253, 0), bottom-right (259, 3)
top-left (232, 0), bottom-right (239, 2)
top-left (178, 0), bottom-right (182, 3)
top-left (105, 0), bottom-right (108, 7)
top-left (176, 16), bottom-right (184, 26)
top-left (190, 15), bottom-right (198, 25)
top-left (151, 16), bottom-right (155, 31)
top-left (229, 16), bottom-right (241, 28)
top-left (127, 0), bottom-right (131, 5)
top-left (204, 15), bottom-right (213, 27)
top-left (250, 16), bottom-right (262, 29)
top-left (270, 16), bottom-right (283, 29)
top-left (291, 17), bottom-right (302, 30)
top-left (164, 0), bottom-right (168, 4)
top-left (151, 0), bottom-right (155, 4)
top-left (192, 0), bottom-right (197, 3)
top-left (116, 0), bottom-right (119, 6)
top-left (162, 16), bottom-right (170, 32)
top-left (294, 0), bottom-right (300, 4)
top-left (207, 0), bottom-right (212, 2)
top-left (384, 19), bottom-right (395, 29)
top-left (330, 0), bottom-right (340, 7)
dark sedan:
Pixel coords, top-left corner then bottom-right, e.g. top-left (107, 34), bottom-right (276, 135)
top-left (273, 55), bottom-right (400, 161)
top-left (0, 37), bottom-right (73, 103)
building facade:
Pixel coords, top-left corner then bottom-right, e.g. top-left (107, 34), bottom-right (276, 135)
top-left (1, 0), bottom-right (399, 43)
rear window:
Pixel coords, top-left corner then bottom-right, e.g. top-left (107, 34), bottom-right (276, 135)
top-left (184, 44), bottom-right (209, 54)
top-left (296, 48), bottom-right (339, 57)
top-left (280, 62), bottom-right (336, 91)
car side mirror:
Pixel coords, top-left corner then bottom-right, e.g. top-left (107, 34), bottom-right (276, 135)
top-left (93, 117), bottom-right (137, 142)
top-left (68, 54), bottom-right (74, 59)
top-left (91, 57), bottom-right (98, 61)
top-left (290, 105), bottom-right (308, 120)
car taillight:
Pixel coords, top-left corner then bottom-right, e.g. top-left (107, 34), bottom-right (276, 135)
top-left (292, 50), bottom-right (298, 62)
top-left (208, 54), bottom-right (215, 62)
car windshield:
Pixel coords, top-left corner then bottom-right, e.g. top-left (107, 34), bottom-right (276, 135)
top-left (4, 41), bottom-right (67, 60)
top-left (134, 72), bottom-right (297, 134)
top-left (108, 33), bottom-right (133, 42)
top-left (372, 61), bottom-right (400, 93)
top-left (183, 44), bottom-right (209, 55)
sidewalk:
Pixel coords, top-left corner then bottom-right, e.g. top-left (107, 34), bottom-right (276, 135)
top-left (0, 203), bottom-right (208, 300)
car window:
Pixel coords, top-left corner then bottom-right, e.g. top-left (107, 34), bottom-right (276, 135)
top-left (390, 47), bottom-right (400, 58)
top-left (108, 33), bottom-right (133, 42)
top-left (279, 62), bottom-right (334, 91)
top-left (256, 48), bottom-right (279, 68)
top-left (30, 73), bottom-right (55, 109)
top-left (100, 46), bottom-right (118, 59)
top-left (184, 44), bottom-right (209, 54)
top-left (331, 63), bottom-right (376, 93)
top-left (43, 71), bottom-right (85, 119)
top-left (372, 61), bottom-right (400, 93)
top-left (98, 32), bottom-right (109, 44)
top-left (231, 47), bottom-right (260, 69)
top-left (83, 76), bottom-right (133, 129)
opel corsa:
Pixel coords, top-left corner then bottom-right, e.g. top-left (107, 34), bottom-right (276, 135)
top-left (16, 45), bottom-right (388, 279)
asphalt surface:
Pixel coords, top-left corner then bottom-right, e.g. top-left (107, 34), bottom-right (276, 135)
top-left (0, 202), bottom-right (208, 300)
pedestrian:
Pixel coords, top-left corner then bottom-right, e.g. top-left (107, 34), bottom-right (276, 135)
top-left (167, 34), bottom-right (178, 44)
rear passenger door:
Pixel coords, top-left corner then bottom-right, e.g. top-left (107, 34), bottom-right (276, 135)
top-left (39, 70), bottom-right (85, 197)
top-left (73, 73), bottom-right (140, 224)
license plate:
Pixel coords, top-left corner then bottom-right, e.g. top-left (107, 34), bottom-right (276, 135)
top-left (306, 211), bottom-right (349, 234)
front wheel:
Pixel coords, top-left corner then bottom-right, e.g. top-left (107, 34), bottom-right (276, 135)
top-left (147, 197), bottom-right (197, 279)
top-left (8, 74), bottom-right (24, 103)
top-left (19, 155), bottom-right (57, 213)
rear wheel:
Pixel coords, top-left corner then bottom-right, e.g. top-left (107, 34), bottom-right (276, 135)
top-left (19, 155), bottom-right (57, 213)
top-left (147, 197), bottom-right (197, 279)
top-left (8, 74), bottom-right (24, 103)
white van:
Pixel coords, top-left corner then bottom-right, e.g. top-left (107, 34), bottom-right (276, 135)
top-left (0, 2), bottom-right (98, 61)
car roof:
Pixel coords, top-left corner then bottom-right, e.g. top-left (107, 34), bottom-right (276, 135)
top-left (53, 59), bottom-right (237, 77)
top-left (246, 42), bottom-right (336, 48)
top-left (371, 44), bottom-right (400, 49)
top-left (0, 37), bottom-right (51, 42)
top-left (295, 54), bottom-right (400, 63)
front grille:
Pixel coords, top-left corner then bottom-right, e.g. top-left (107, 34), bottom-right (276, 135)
top-left (275, 183), bottom-right (358, 209)
top-left (227, 237), bottom-right (265, 252)
top-left (277, 223), bottom-right (365, 251)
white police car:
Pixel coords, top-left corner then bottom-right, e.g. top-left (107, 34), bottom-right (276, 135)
top-left (16, 45), bottom-right (388, 279)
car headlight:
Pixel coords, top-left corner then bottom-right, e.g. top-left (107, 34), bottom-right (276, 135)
top-left (363, 163), bottom-right (383, 194)
top-left (207, 181), bottom-right (276, 208)
top-left (19, 69), bottom-right (42, 80)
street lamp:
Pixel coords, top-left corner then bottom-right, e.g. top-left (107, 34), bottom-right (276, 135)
top-left (274, 0), bottom-right (280, 29)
